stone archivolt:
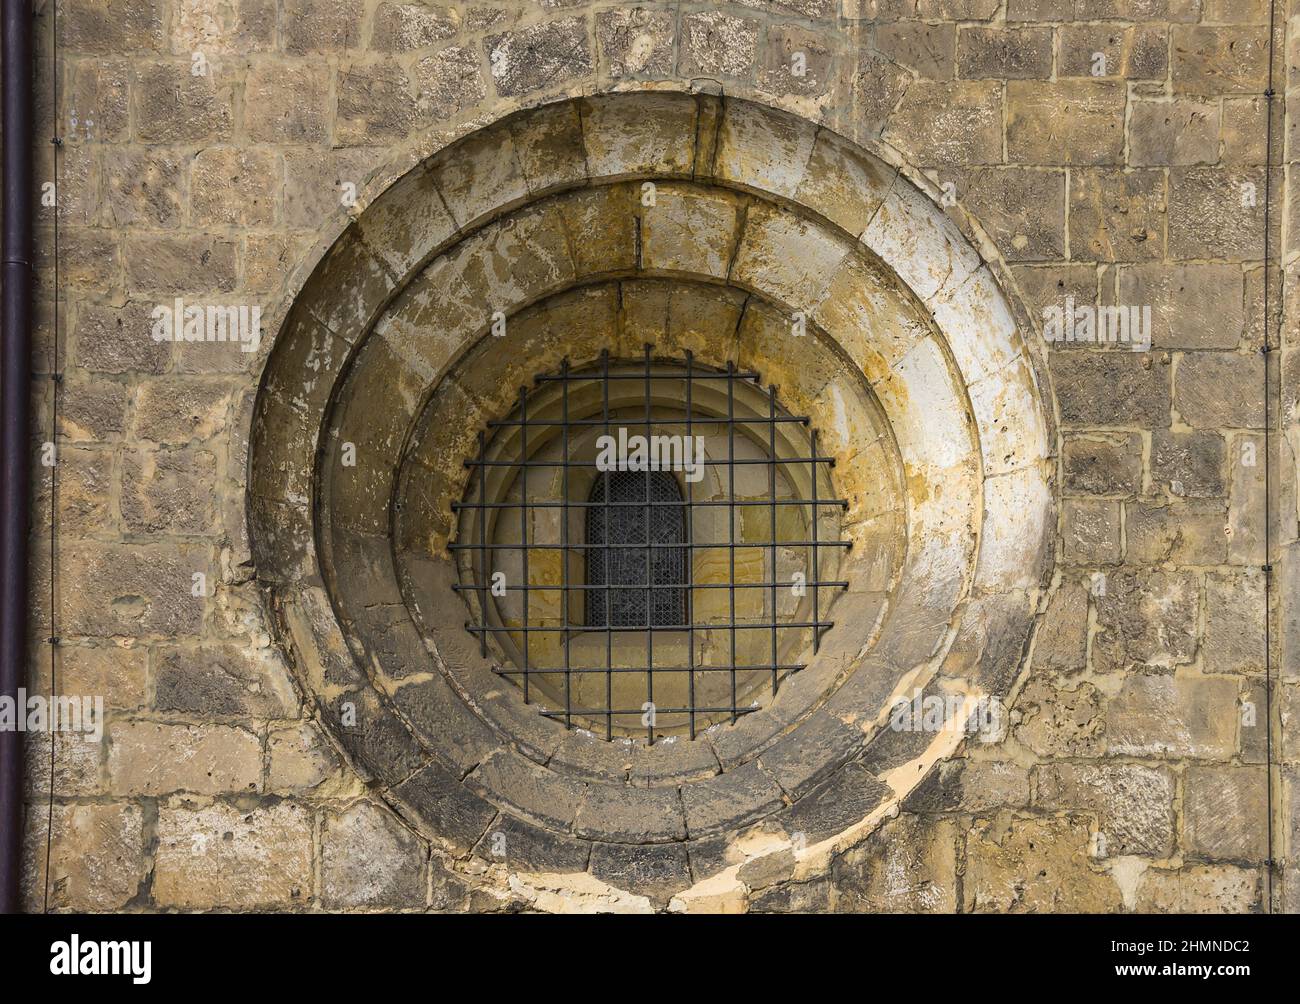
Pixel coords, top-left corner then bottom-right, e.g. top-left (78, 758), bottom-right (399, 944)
top-left (248, 92), bottom-right (1054, 908)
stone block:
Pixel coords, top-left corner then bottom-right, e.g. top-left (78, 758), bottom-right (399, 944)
top-left (1094, 570), bottom-right (1199, 672)
top-left (884, 81), bottom-right (1003, 166)
top-left (1106, 673), bottom-right (1238, 758)
top-left (1127, 98), bottom-right (1220, 166)
top-left (1183, 766), bottom-right (1269, 861)
top-left (1007, 81), bottom-right (1125, 165)
top-left (1036, 762), bottom-right (1174, 857)
top-left (133, 60), bottom-right (233, 143)
top-left (153, 801), bottom-right (313, 909)
top-left (1053, 352), bottom-right (1170, 428)
top-left (957, 26), bottom-right (1052, 79)
top-left (486, 17), bottom-right (593, 97)
top-left (244, 61), bottom-right (330, 143)
top-left (22, 802), bottom-right (144, 912)
top-left (678, 11), bottom-right (759, 80)
top-left (322, 801), bottom-right (427, 909)
top-left (1174, 352), bottom-right (1266, 429)
top-left (108, 721), bottom-right (260, 795)
top-left (965, 813), bottom-right (1121, 912)
top-left (595, 8), bottom-right (675, 79)
top-left (1069, 168), bottom-right (1164, 262)
top-left (1063, 433), bottom-right (1143, 495)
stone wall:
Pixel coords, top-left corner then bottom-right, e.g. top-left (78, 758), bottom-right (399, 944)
top-left (18, 0), bottom-right (1298, 913)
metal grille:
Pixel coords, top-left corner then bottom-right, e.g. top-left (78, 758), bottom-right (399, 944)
top-left (451, 347), bottom-right (850, 743)
top-left (586, 471), bottom-right (687, 629)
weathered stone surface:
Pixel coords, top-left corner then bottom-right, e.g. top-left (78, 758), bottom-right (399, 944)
top-left (875, 20), bottom-right (954, 80)
top-left (965, 813), bottom-right (1121, 912)
top-left (844, 49), bottom-right (912, 140)
top-left (283, 0), bottom-right (361, 54)
top-left (336, 61), bottom-right (416, 144)
top-left (1128, 98), bottom-right (1219, 166)
top-left (758, 24), bottom-right (834, 99)
top-left (1168, 167), bottom-right (1269, 260)
top-left (1068, 169), bottom-right (1164, 262)
top-left (62, 542), bottom-right (209, 637)
top-left (1053, 353), bottom-right (1171, 428)
top-left (486, 17), bottom-right (593, 96)
top-left (1126, 499), bottom-right (1229, 565)
top-left (595, 8), bottom-right (674, 79)
top-left (65, 57), bottom-right (130, 142)
top-left (1094, 570), bottom-right (1199, 672)
top-left (73, 301), bottom-right (170, 375)
top-left (680, 762), bottom-right (785, 835)
top-left (1058, 23), bottom-right (1167, 79)
top-left (61, 0), bottom-right (164, 54)
top-left (590, 841), bottom-right (691, 902)
top-left (414, 46), bottom-right (486, 121)
top-left (884, 81), bottom-right (1002, 166)
top-left (780, 763), bottom-right (890, 844)
top-left (1064, 433), bottom-right (1142, 496)
top-left (267, 723), bottom-right (339, 792)
top-left (58, 378), bottom-right (129, 442)
top-left (191, 148), bottom-right (277, 227)
top-left (1204, 571), bottom-right (1267, 675)
top-left (108, 721), bottom-right (261, 795)
top-left (48, 446), bottom-right (112, 536)
top-left (23, 802), bottom-right (144, 912)
top-left (171, 0), bottom-right (275, 53)
top-left (244, 61), bottom-right (330, 143)
top-left (120, 448), bottom-right (219, 534)
top-left (475, 814), bottom-right (591, 873)
top-left (1135, 865), bottom-right (1261, 913)
top-left (1016, 674), bottom-right (1105, 756)
top-left (956, 167), bottom-right (1065, 261)
top-left (1063, 499), bottom-right (1121, 564)
top-left (1174, 352), bottom-right (1266, 429)
top-left (1172, 25), bottom-right (1269, 95)
top-left (153, 801), bottom-right (313, 909)
top-left (394, 760), bottom-right (499, 855)
top-left (322, 801), bottom-right (427, 909)
top-left (1183, 767), bottom-right (1268, 861)
top-left (103, 148), bottom-right (185, 227)
top-left (573, 783), bottom-right (687, 843)
top-left (957, 26), bottom-right (1051, 79)
top-left (1106, 673), bottom-right (1239, 759)
top-left (122, 234), bottom-right (238, 295)
top-left (133, 60), bottom-right (233, 142)
top-left (154, 644), bottom-right (297, 717)
top-left (905, 759), bottom-right (1031, 813)
top-left (1031, 580), bottom-right (1089, 671)
top-left (678, 11), bottom-right (759, 80)
top-left (30, 642), bottom-right (146, 710)
top-left (372, 2), bottom-right (459, 52)
top-left (131, 377), bottom-right (232, 446)
top-left (1037, 763), bottom-right (1174, 857)
top-left (833, 814), bottom-right (958, 913)
top-left (1151, 430), bottom-right (1225, 498)
top-left (1120, 264), bottom-right (1244, 350)
top-left (1007, 81), bottom-right (1125, 165)
top-left (282, 148), bottom-right (383, 229)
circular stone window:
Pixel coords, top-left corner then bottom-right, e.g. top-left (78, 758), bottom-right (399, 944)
top-left (249, 92), bottom-right (1054, 904)
top-left (441, 348), bottom-right (848, 742)
top-left (392, 279), bottom-right (904, 775)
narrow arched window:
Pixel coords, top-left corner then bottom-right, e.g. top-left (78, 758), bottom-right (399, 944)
top-left (586, 470), bottom-right (687, 628)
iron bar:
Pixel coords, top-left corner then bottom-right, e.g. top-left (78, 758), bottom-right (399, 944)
top-left (458, 354), bottom-right (842, 743)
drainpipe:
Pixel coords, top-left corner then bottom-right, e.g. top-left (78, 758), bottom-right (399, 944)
top-left (1, 0), bottom-right (33, 914)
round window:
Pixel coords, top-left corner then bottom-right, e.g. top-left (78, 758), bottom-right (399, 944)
top-left (450, 348), bottom-right (846, 742)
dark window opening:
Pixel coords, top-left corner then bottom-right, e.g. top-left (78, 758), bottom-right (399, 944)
top-left (586, 470), bottom-right (688, 628)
